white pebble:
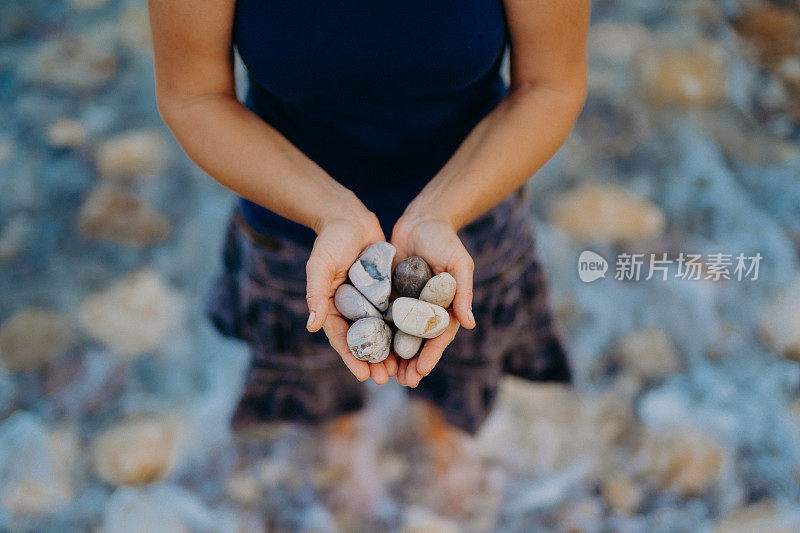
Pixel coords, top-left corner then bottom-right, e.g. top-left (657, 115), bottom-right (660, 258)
top-left (393, 330), bottom-right (423, 360)
top-left (348, 242), bottom-right (395, 311)
top-left (419, 272), bottom-right (457, 308)
top-left (346, 317), bottom-right (391, 363)
top-left (392, 297), bottom-right (449, 339)
top-left (334, 284), bottom-right (381, 321)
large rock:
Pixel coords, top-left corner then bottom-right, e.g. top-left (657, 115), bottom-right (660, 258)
top-left (392, 298), bottom-right (450, 339)
top-left (96, 130), bottom-right (167, 181)
top-left (79, 269), bottom-right (184, 357)
top-left (610, 328), bottom-right (680, 381)
top-left (348, 242), bottom-right (395, 311)
top-left (78, 186), bottom-right (171, 247)
top-left (91, 415), bottom-right (183, 486)
top-left (0, 309), bottom-right (75, 372)
top-left (760, 281), bottom-right (800, 361)
top-left (549, 184), bottom-right (666, 244)
top-left (635, 44), bottom-right (727, 108)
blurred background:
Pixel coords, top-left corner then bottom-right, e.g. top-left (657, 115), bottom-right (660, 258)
top-left (2, 0), bottom-right (800, 531)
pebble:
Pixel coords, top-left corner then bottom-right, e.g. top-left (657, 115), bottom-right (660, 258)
top-left (419, 272), bottom-right (457, 308)
top-left (77, 185), bottom-right (172, 247)
top-left (346, 317), bottom-right (392, 363)
top-left (392, 297), bottom-right (450, 339)
top-left (0, 309), bottom-right (75, 372)
top-left (334, 283), bottom-right (381, 321)
top-left (393, 330), bottom-right (423, 360)
top-left (96, 130), bottom-right (166, 181)
top-left (392, 256), bottom-right (432, 298)
top-left (47, 118), bottom-right (86, 148)
top-left (383, 300), bottom-right (394, 323)
top-left (348, 242), bottom-right (395, 311)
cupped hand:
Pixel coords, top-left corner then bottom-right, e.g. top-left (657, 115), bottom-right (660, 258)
top-left (390, 214), bottom-right (476, 387)
top-left (305, 213), bottom-right (398, 384)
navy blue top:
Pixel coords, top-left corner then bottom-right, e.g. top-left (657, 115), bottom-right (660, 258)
top-left (233, 0), bottom-right (509, 244)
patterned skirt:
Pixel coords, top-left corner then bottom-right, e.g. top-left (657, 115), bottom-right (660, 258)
top-left (206, 188), bottom-right (572, 435)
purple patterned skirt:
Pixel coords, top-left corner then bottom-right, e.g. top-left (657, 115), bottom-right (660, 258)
top-left (206, 188), bottom-right (571, 435)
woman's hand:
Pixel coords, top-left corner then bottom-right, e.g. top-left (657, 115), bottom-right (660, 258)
top-left (390, 213), bottom-right (476, 387)
top-left (305, 211), bottom-right (399, 385)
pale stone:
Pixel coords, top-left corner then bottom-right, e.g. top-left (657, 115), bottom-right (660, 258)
top-left (393, 330), bottom-right (423, 360)
top-left (393, 256), bottom-right (432, 298)
top-left (96, 130), bottom-right (166, 181)
top-left (589, 22), bottom-right (651, 62)
top-left (47, 118), bottom-right (86, 148)
top-left (225, 472), bottom-right (262, 507)
top-left (760, 280), bottom-right (800, 361)
top-left (0, 309), bottom-right (75, 372)
top-left (334, 283), bottom-right (381, 321)
top-left (78, 186), bottom-right (171, 246)
top-left (611, 328), bottom-right (680, 380)
top-left (0, 214), bottom-right (35, 263)
top-left (118, 6), bottom-right (152, 53)
top-left (635, 44), bottom-right (727, 108)
top-left (713, 500), bottom-right (800, 533)
top-left (92, 415), bottom-right (183, 486)
top-left (637, 429), bottom-right (725, 496)
top-left (348, 242), bottom-right (395, 311)
top-left (419, 272), bottom-right (457, 309)
top-left (346, 317), bottom-right (391, 363)
top-left (392, 297), bottom-right (450, 339)
top-left (549, 184), bottom-right (666, 244)
top-left (30, 30), bottom-right (118, 91)
top-left (79, 269), bottom-right (184, 357)
top-left (383, 300), bottom-right (394, 323)
top-left (601, 474), bottom-right (641, 515)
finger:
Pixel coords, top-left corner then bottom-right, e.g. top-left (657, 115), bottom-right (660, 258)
top-left (415, 316), bottom-right (460, 376)
top-left (405, 357), bottom-right (422, 388)
top-left (305, 254), bottom-right (335, 332)
top-left (397, 358), bottom-right (409, 386)
top-left (370, 361), bottom-right (389, 385)
top-left (323, 317), bottom-right (370, 382)
top-left (451, 254), bottom-right (475, 329)
top-left (384, 354), bottom-right (398, 377)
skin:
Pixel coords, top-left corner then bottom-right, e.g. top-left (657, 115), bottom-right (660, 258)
top-left (148, 0), bottom-right (589, 387)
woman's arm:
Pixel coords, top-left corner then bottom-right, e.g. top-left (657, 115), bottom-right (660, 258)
top-left (148, 0), bottom-right (397, 384)
top-left (391, 0), bottom-right (590, 387)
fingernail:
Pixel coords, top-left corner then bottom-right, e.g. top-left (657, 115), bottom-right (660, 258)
top-left (468, 308), bottom-right (475, 326)
top-left (306, 311), bottom-right (316, 330)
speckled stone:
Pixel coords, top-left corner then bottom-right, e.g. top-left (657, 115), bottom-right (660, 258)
top-left (392, 297), bottom-right (450, 339)
top-left (346, 317), bottom-right (392, 363)
top-left (334, 284), bottom-right (381, 321)
top-left (348, 242), bottom-right (396, 312)
top-left (419, 272), bottom-right (457, 309)
top-left (393, 330), bottom-right (423, 360)
top-left (392, 256), bottom-right (433, 298)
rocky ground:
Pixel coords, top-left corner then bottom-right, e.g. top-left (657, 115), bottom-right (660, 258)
top-left (1, 0), bottom-right (800, 531)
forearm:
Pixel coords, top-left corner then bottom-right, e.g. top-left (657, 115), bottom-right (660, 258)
top-left (404, 82), bottom-right (586, 229)
top-left (161, 94), bottom-right (371, 233)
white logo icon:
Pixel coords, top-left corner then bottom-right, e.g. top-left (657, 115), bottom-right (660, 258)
top-left (578, 250), bottom-right (608, 282)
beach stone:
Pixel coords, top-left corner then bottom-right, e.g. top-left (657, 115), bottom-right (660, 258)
top-left (393, 330), bottom-right (423, 360)
top-left (760, 280), bottom-right (800, 361)
top-left (610, 328), bottom-right (680, 381)
top-left (393, 256), bottom-right (432, 298)
top-left (29, 30), bottom-right (118, 91)
top-left (334, 283), bottom-right (381, 321)
top-left (91, 415), bottom-right (183, 486)
top-left (734, 7), bottom-right (800, 66)
top-left (635, 44), bottom-right (727, 108)
top-left (348, 242), bottom-right (395, 312)
top-left (78, 185), bottom-right (172, 247)
top-left (383, 300), bottom-right (394, 323)
top-left (419, 272), bottom-right (457, 309)
top-left (96, 130), bottom-right (167, 181)
top-left (392, 297), bottom-right (449, 339)
top-left (47, 118), bottom-right (86, 148)
top-left (601, 474), bottom-right (642, 515)
top-left (0, 309), bottom-right (75, 372)
top-left (346, 317), bottom-right (391, 363)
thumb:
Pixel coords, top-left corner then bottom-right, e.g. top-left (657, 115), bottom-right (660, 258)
top-left (305, 254), bottom-right (334, 332)
top-left (452, 254), bottom-right (475, 329)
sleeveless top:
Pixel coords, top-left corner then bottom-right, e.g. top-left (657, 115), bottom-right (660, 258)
top-left (233, 0), bottom-right (509, 244)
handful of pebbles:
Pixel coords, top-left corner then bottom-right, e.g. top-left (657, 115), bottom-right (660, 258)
top-left (334, 242), bottom-right (457, 364)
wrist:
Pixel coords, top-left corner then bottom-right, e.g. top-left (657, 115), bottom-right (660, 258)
top-left (401, 197), bottom-right (459, 232)
top-left (314, 189), bottom-right (378, 235)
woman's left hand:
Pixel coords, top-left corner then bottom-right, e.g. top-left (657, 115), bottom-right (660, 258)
top-left (390, 214), bottom-right (476, 387)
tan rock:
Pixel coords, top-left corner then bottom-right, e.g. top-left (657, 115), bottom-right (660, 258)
top-left (48, 118), bottom-right (86, 148)
top-left (734, 8), bottom-right (800, 65)
top-left (638, 429), bottom-right (725, 496)
top-left (96, 130), bottom-right (166, 181)
top-left (601, 474), bottom-right (641, 515)
top-left (611, 328), bottom-right (680, 381)
top-left (589, 22), bottom-right (650, 63)
top-left (713, 499), bottom-right (800, 533)
top-left (0, 309), bottom-right (75, 372)
top-left (392, 297), bottom-right (450, 339)
top-left (91, 415), bottom-right (182, 486)
top-left (635, 44), bottom-right (727, 108)
top-left (225, 472), bottom-right (262, 507)
top-left (760, 281), bottom-right (800, 361)
top-left (78, 186), bottom-right (171, 247)
top-left (419, 272), bottom-right (457, 309)
top-left (549, 184), bottom-right (666, 244)
top-left (79, 269), bottom-right (183, 357)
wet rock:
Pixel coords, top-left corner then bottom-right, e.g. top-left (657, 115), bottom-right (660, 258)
top-left (29, 30), bottom-right (118, 91)
top-left (393, 256), bottom-right (432, 298)
top-left (610, 328), bottom-right (680, 381)
top-left (47, 118), bottom-right (86, 148)
top-left (549, 184), bottom-right (666, 244)
top-left (760, 281), bottom-right (800, 361)
top-left (635, 44), bottom-right (727, 108)
top-left (347, 317), bottom-right (391, 363)
top-left (419, 272), bottom-right (456, 309)
top-left (91, 415), bottom-right (183, 486)
top-left (393, 330), bottom-right (423, 360)
top-left (601, 474), bottom-right (641, 515)
top-left (334, 283), bottom-right (381, 321)
top-left (0, 309), bottom-right (75, 372)
top-left (392, 297), bottom-right (449, 339)
top-left (78, 185), bottom-right (172, 247)
top-left (79, 269), bottom-right (184, 357)
top-left (348, 242), bottom-right (395, 311)
top-left (96, 130), bottom-right (167, 181)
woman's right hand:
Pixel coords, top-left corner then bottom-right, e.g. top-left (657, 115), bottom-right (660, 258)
top-left (305, 211), bottom-right (398, 385)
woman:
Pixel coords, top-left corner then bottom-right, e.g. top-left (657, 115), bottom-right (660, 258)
top-left (147, 0), bottom-right (588, 441)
